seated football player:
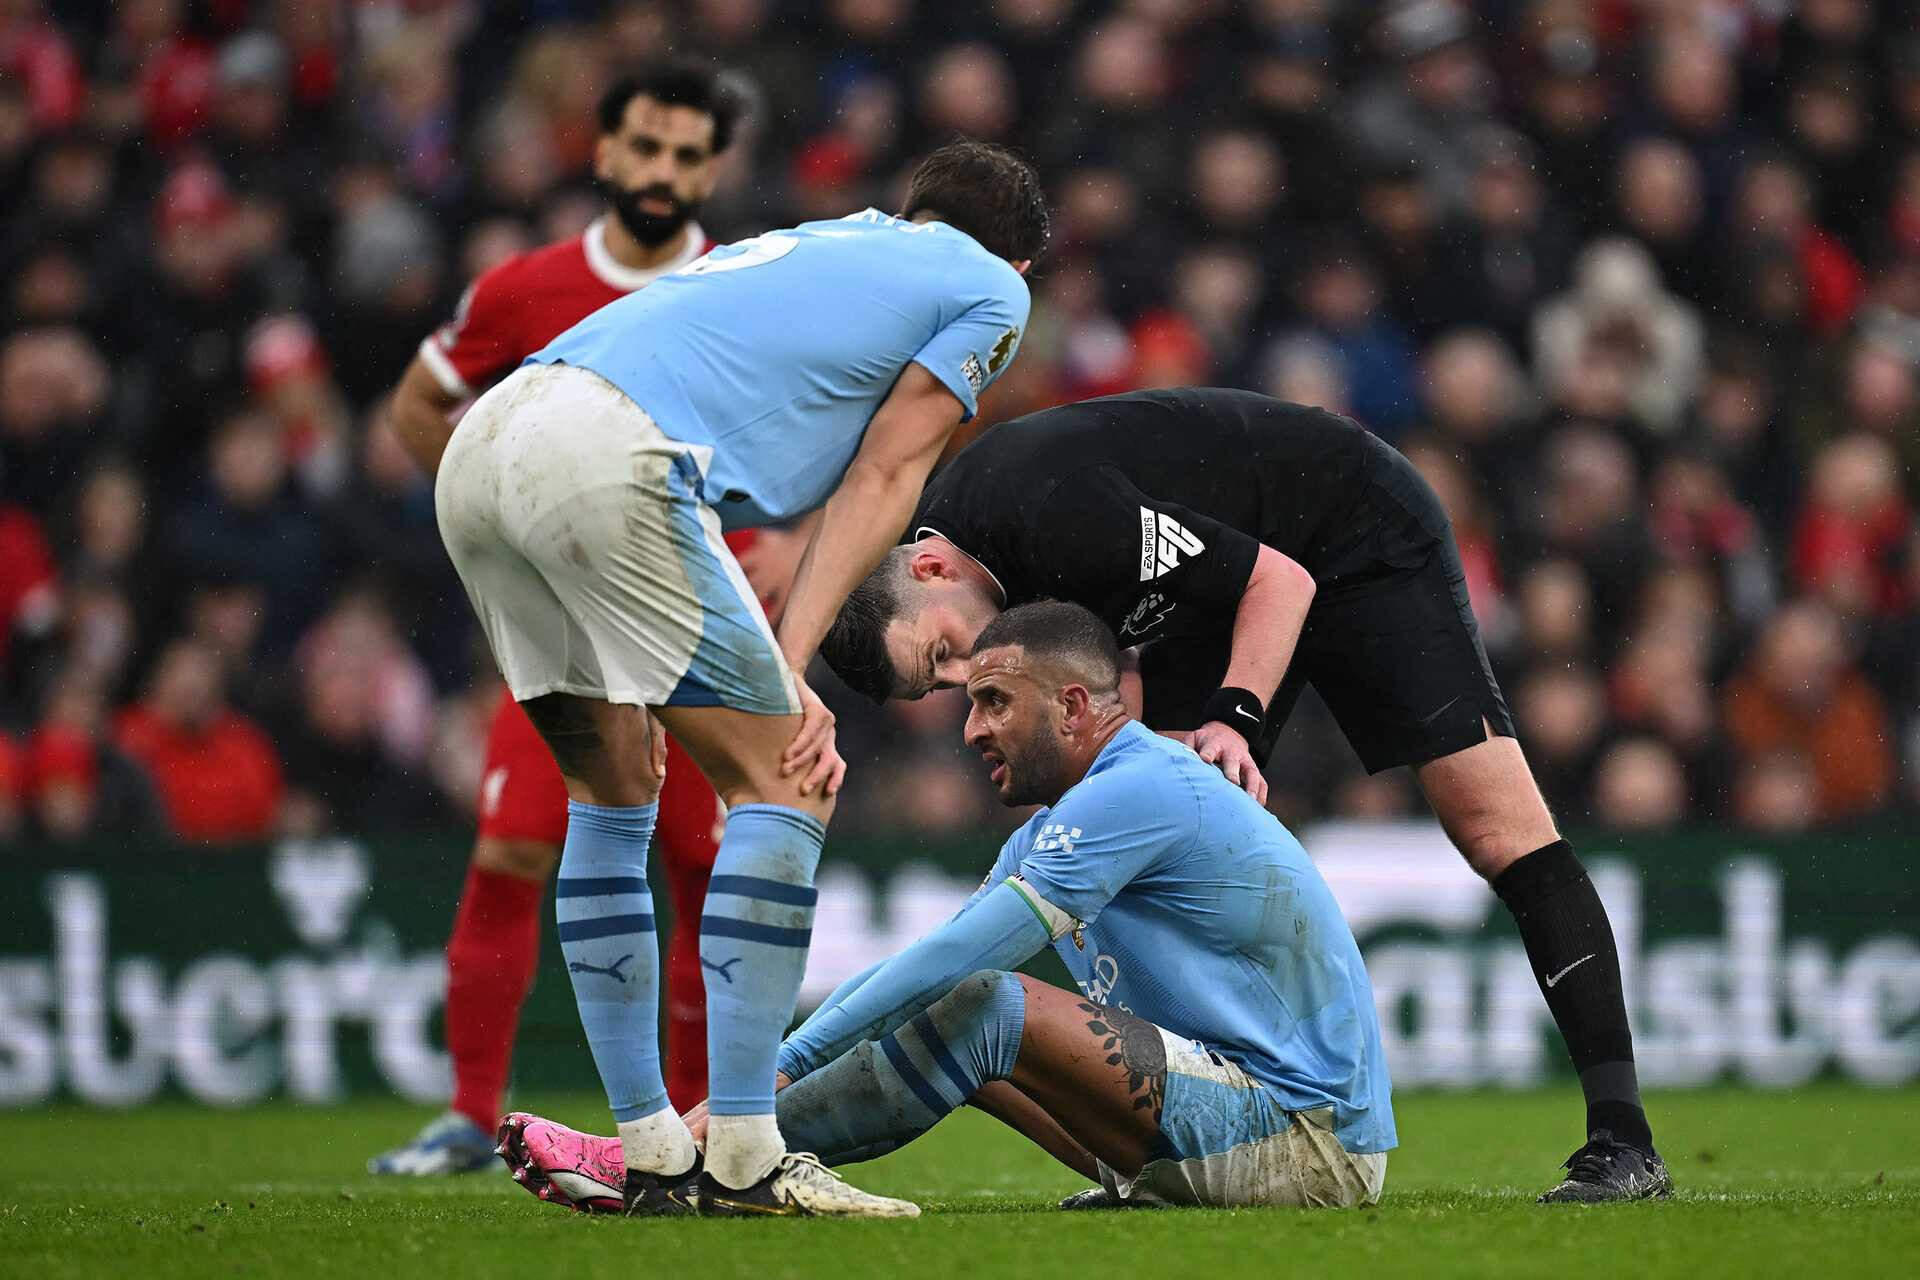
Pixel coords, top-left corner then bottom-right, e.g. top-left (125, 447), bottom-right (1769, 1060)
top-left (818, 387), bottom-right (1670, 1203)
top-left (498, 601), bottom-right (1395, 1213)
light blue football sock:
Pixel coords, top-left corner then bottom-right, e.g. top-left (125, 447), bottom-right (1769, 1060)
top-left (701, 804), bottom-right (826, 1117)
top-left (777, 970), bottom-right (1027, 1164)
top-left (555, 799), bottom-right (664, 1122)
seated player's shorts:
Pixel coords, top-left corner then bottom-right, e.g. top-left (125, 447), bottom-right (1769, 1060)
top-left (1096, 1030), bottom-right (1387, 1210)
top-left (1140, 434), bottom-right (1514, 774)
top-left (436, 363), bottom-right (799, 716)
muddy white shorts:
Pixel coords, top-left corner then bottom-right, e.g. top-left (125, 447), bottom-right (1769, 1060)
top-left (435, 363), bottom-right (799, 715)
top-left (1096, 1029), bottom-right (1389, 1209)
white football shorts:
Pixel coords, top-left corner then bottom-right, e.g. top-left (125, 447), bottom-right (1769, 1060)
top-left (1096, 1029), bottom-right (1388, 1209)
top-left (435, 362), bottom-right (799, 716)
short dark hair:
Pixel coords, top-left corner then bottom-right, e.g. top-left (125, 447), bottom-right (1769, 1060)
top-left (821, 547), bottom-right (916, 703)
top-left (972, 600), bottom-right (1120, 695)
top-left (598, 59), bottom-right (748, 154)
top-left (900, 140), bottom-right (1050, 263)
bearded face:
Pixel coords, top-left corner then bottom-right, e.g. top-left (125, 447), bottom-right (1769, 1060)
top-left (594, 95), bottom-right (722, 248)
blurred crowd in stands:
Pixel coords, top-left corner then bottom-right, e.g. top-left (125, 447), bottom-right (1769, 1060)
top-left (2, 0), bottom-right (1918, 846)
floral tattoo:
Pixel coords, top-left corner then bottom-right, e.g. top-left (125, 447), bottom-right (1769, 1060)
top-left (1077, 1000), bottom-right (1166, 1122)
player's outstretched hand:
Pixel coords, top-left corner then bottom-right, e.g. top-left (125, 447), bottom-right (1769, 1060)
top-left (682, 1097), bottom-right (710, 1146)
top-left (782, 673), bottom-right (847, 798)
top-left (1191, 720), bottom-right (1269, 807)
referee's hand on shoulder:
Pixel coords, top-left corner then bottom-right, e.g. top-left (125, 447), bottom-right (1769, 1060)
top-left (1189, 721), bottom-right (1270, 807)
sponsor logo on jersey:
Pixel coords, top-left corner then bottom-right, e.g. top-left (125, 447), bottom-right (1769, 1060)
top-left (1138, 507), bottom-right (1206, 581)
top-left (1079, 953), bottom-right (1129, 1010)
top-left (1117, 591), bottom-right (1175, 642)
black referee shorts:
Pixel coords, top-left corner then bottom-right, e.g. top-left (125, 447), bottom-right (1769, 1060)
top-left (1139, 442), bottom-right (1516, 775)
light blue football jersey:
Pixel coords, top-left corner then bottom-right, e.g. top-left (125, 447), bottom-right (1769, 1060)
top-left (526, 209), bottom-right (1030, 529)
top-left (984, 722), bottom-right (1397, 1155)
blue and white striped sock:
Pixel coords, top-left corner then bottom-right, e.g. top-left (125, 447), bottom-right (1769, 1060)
top-left (556, 800), bottom-right (670, 1123)
top-left (701, 803), bottom-right (825, 1185)
top-left (777, 970), bottom-right (1028, 1165)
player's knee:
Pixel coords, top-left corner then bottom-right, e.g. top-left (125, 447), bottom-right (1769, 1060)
top-left (935, 970), bottom-right (1020, 1019)
top-left (1446, 812), bottom-right (1554, 880)
top-left (920, 971), bottom-right (1025, 1083)
top-left (718, 775), bottom-right (836, 824)
top-left (473, 837), bottom-right (558, 880)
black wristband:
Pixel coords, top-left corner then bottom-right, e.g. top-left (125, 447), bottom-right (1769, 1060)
top-left (1201, 687), bottom-right (1266, 743)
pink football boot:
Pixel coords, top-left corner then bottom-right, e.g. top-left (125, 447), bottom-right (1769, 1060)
top-left (495, 1113), bottom-right (628, 1214)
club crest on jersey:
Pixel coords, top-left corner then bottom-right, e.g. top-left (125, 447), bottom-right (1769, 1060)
top-left (1138, 506), bottom-right (1205, 581)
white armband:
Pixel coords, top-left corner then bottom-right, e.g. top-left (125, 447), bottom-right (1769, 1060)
top-left (1006, 875), bottom-right (1077, 942)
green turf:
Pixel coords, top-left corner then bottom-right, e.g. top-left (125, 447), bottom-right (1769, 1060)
top-left (5, 1086), bottom-right (1916, 1278)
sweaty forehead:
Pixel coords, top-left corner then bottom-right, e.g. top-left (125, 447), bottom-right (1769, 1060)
top-left (967, 644), bottom-right (1036, 690)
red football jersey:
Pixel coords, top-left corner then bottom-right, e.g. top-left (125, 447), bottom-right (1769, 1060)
top-left (417, 216), bottom-right (711, 399)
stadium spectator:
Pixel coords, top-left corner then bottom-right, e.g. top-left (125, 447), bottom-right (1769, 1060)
top-left (1291, 238), bottom-right (1418, 434)
top-left (0, 498), bottom-right (56, 686)
top-left (273, 588), bottom-right (442, 833)
top-left (1513, 662), bottom-right (1609, 819)
top-left (1614, 138), bottom-right (1711, 306)
top-left (1349, 0), bottom-right (1493, 217)
top-left (1793, 434), bottom-right (1912, 620)
top-left (1723, 601), bottom-right (1895, 822)
top-left (1591, 738), bottom-right (1691, 831)
top-left (1732, 750), bottom-right (1823, 834)
top-left (24, 671), bottom-right (161, 840)
top-left (1429, 127), bottom-right (1577, 350)
top-left (166, 408), bottom-right (334, 656)
top-left (0, 326), bottom-right (107, 515)
top-left (112, 637), bottom-right (282, 842)
top-left (1534, 238), bottom-right (1703, 435)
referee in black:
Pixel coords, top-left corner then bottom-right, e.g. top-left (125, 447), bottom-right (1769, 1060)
top-left (822, 386), bottom-right (1669, 1204)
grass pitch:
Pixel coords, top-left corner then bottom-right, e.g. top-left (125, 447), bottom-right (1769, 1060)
top-left (6, 1085), bottom-right (1916, 1279)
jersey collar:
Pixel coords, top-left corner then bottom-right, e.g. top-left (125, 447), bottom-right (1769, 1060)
top-left (915, 525), bottom-right (1008, 605)
top-left (584, 216), bottom-right (707, 291)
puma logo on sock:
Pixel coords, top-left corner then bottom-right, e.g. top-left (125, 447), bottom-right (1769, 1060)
top-left (702, 955), bottom-right (743, 984)
top-left (569, 954), bottom-right (634, 983)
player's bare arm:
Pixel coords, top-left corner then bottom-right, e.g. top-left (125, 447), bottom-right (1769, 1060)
top-left (775, 363), bottom-right (969, 793)
top-left (389, 354), bottom-right (463, 476)
top-left (1190, 544), bottom-right (1316, 805)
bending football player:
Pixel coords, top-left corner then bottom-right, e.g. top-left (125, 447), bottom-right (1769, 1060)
top-left (435, 140), bottom-right (1044, 1218)
top-left (499, 602), bottom-right (1396, 1213)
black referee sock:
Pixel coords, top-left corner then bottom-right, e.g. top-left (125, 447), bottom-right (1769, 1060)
top-left (1492, 840), bottom-right (1654, 1151)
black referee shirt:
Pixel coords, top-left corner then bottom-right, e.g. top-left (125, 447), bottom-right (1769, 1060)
top-left (909, 388), bottom-right (1416, 648)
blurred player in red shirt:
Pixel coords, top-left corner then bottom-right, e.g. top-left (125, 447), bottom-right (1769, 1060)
top-left (371, 61), bottom-right (757, 1175)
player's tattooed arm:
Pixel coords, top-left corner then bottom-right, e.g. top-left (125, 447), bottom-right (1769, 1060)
top-left (1077, 1000), bottom-right (1167, 1122)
